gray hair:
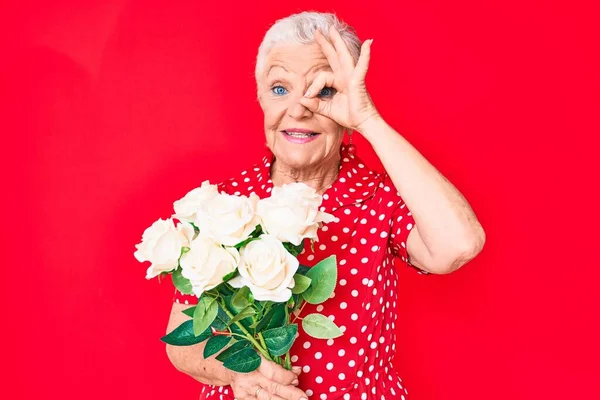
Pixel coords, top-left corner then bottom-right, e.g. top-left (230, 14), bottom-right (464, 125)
top-left (255, 11), bottom-right (362, 83)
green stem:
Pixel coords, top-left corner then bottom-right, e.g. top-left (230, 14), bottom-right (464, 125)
top-left (285, 351), bottom-right (292, 369)
top-left (218, 298), bottom-right (273, 362)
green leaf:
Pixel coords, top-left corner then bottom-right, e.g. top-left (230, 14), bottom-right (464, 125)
top-left (193, 296), bottom-right (218, 336)
top-left (182, 306), bottom-right (196, 318)
top-left (222, 270), bottom-right (238, 283)
top-left (303, 255), bottom-right (337, 304)
top-left (227, 306), bottom-right (256, 327)
top-left (211, 305), bottom-right (231, 331)
top-left (224, 295), bottom-right (254, 332)
top-left (234, 236), bottom-right (260, 249)
top-left (297, 264), bottom-right (310, 275)
top-left (283, 241), bottom-right (304, 257)
top-left (160, 320), bottom-right (211, 346)
top-left (232, 286), bottom-right (251, 309)
top-left (203, 335), bottom-right (232, 358)
top-left (172, 268), bottom-right (194, 295)
top-left (291, 274), bottom-right (312, 294)
top-left (216, 339), bottom-right (251, 362)
top-left (255, 303), bottom-right (286, 333)
top-left (262, 324), bottom-right (298, 356)
top-left (302, 313), bottom-right (343, 339)
top-left (223, 347), bottom-right (261, 373)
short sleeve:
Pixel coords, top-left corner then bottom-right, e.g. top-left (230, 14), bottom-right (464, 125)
top-left (385, 175), bottom-right (430, 275)
top-left (173, 289), bottom-right (199, 305)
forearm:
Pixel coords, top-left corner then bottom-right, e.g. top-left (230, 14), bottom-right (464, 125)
top-left (165, 306), bottom-right (234, 386)
top-left (359, 116), bottom-right (485, 260)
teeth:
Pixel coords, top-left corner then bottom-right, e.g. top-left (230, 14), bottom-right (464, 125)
top-left (285, 131), bottom-right (316, 138)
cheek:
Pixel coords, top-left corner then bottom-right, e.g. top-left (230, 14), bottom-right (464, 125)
top-left (263, 103), bottom-right (286, 130)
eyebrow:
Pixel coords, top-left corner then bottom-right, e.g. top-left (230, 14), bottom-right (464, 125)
top-left (267, 64), bottom-right (289, 76)
top-left (267, 63), bottom-right (331, 78)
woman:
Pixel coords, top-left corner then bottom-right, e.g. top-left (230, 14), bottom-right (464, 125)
top-left (166, 11), bottom-right (485, 400)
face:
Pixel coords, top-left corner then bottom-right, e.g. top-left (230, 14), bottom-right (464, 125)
top-left (257, 42), bottom-right (345, 173)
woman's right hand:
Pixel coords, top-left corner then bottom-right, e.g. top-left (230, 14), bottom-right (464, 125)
top-left (228, 357), bottom-right (307, 400)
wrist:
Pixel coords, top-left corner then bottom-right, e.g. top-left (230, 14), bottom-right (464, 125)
top-left (356, 113), bottom-right (386, 141)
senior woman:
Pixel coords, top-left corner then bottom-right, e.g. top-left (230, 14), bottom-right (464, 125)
top-left (166, 11), bottom-right (485, 400)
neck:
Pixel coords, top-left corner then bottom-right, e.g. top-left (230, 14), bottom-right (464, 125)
top-left (270, 154), bottom-right (341, 195)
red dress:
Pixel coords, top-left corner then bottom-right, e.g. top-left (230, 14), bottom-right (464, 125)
top-left (173, 145), bottom-right (429, 400)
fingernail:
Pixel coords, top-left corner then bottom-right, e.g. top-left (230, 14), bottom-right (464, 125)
top-left (301, 398), bottom-right (308, 400)
top-left (304, 90), bottom-right (310, 98)
top-left (370, 39), bottom-right (374, 45)
top-left (292, 379), bottom-right (299, 385)
top-left (292, 366), bottom-right (302, 373)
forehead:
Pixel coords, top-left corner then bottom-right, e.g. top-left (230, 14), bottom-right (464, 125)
top-left (264, 42), bottom-right (330, 77)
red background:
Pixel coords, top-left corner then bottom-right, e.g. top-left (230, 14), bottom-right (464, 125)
top-left (2, 1), bottom-right (599, 399)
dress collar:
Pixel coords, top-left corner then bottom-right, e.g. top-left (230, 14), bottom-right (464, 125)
top-left (232, 145), bottom-right (383, 213)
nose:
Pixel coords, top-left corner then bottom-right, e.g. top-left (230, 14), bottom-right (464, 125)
top-left (287, 93), bottom-right (313, 119)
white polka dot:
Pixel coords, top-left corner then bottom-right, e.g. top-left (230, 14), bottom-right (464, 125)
top-left (331, 235), bottom-right (338, 241)
top-left (316, 376), bottom-right (323, 383)
top-left (303, 365), bottom-right (311, 373)
top-left (351, 268), bottom-right (358, 275)
top-left (361, 257), bottom-right (369, 263)
top-left (340, 259), bottom-right (347, 265)
top-left (351, 290), bottom-right (359, 297)
top-left (339, 279), bottom-right (347, 286)
top-left (317, 305), bottom-right (324, 312)
top-left (338, 349), bottom-right (346, 357)
top-left (350, 248), bottom-right (357, 254)
top-left (304, 341), bottom-right (311, 349)
top-left (319, 244), bottom-right (327, 250)
top-left (307, 254), bottom-right (315, 261)
top-left (340, 302), bottom-right (347, 309)
top-left (344, 394), bottom-right (350, 400)
top-left (350, 337), bottom-right (357, 344)
top-left (351, 313), bottom-right (358, 321)
top-left (326, 362), bottom-right (334, 370)
top-left (315, 352), bottom-right (322, 359)
top-left (291, 355), bottom-right (298, 362)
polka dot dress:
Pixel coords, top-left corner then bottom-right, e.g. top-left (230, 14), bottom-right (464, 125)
top-left (173, 145), bottom-right (429, 399)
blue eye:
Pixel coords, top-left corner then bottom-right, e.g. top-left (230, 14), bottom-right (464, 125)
top-left (319, 87), bottom-right (336, 97)
top-left (271, 86), bottom-right (287, 96)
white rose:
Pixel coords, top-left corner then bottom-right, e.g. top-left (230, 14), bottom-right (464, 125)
top-left (195, 192), bottom-right (260, 246)
top-left (134, 218), bottom-right (195, 279)
top-left (173, 180), bottom-right (219, 223)
top-left (257, 182), bottom-right (335, 246)
top-left (180, 235), bottom-right (240, 297)
top-left (229, 234), bottom-right (298, 302)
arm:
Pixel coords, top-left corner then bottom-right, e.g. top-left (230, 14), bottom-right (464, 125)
top-left (165, 301), bottom-right (233, 385)
top-left (359, 116), bottom-right (486, 274)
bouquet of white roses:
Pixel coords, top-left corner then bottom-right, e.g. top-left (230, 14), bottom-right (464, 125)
top-left (134, 181), bottom-right (342, 373)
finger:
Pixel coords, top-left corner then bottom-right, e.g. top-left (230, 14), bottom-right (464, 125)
top-left (314, 28), bottom-right (341, 74)
top-left (353, 39), bottom-right (373, 83)
top-left (304, 71), bottom-right (337, 99)
top-left (329, 26), bottom-right (355, 73)
top-left (258, 358), bottom-right (298, 386)
top-left (259, 376), bottom-right (308, 400)
top-left (257, 388), bottom-right (286, 400)
top-left (299, 95), bottom-right (332, 119)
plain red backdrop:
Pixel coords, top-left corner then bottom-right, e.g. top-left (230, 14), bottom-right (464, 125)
top-left (1, 0), bottom-right (599, 399)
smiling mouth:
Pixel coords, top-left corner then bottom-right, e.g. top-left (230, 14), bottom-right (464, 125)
top-left (282, 130), bottom-right (319, 138)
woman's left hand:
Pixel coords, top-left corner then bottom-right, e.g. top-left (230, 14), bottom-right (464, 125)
top-left (299, 26), bottom-right (380, 133)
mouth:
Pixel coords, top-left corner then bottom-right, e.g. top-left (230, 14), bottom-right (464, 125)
top-left (282, 130), bottom-right (319, 138)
